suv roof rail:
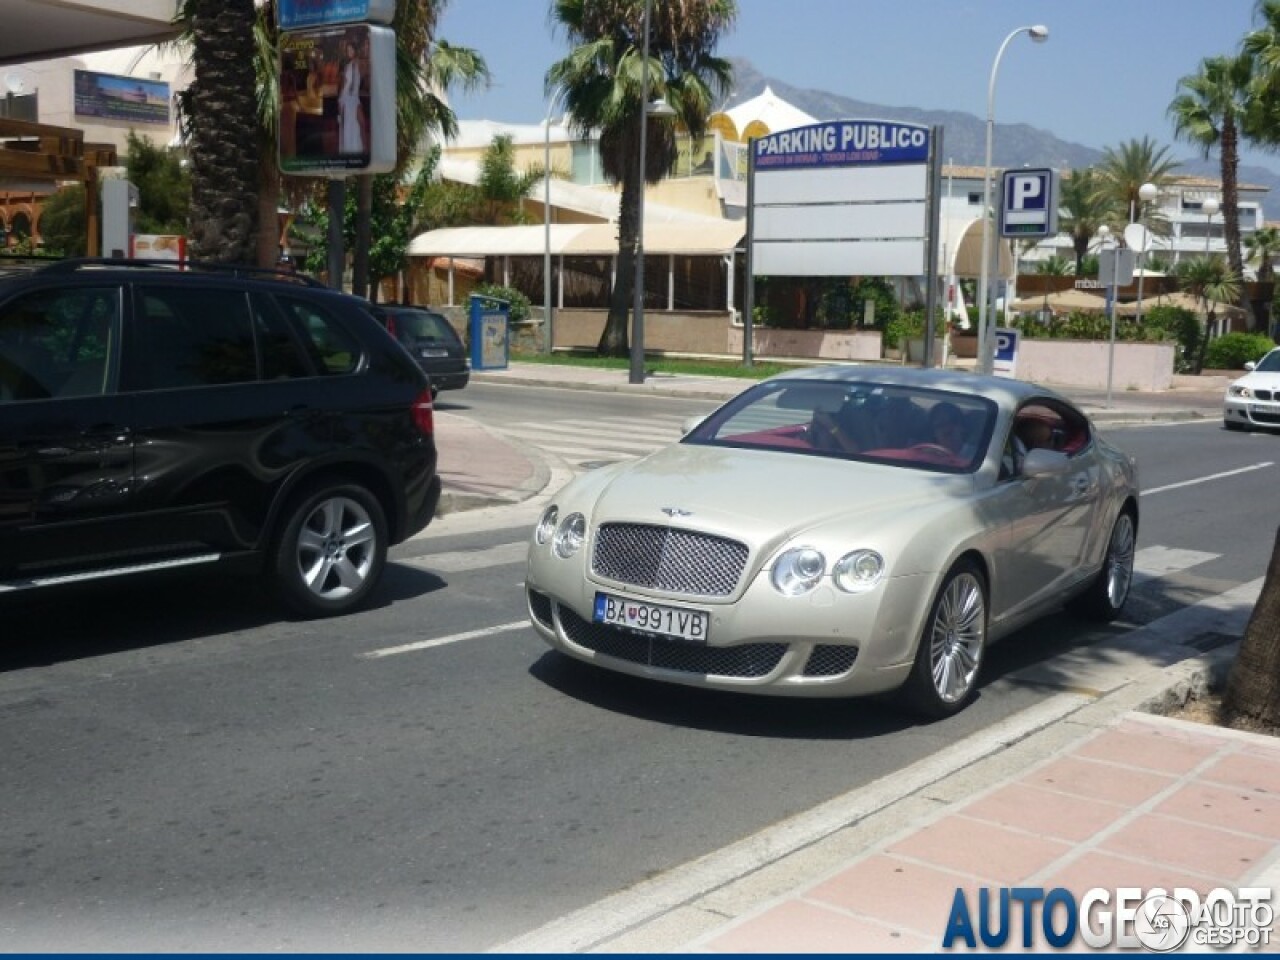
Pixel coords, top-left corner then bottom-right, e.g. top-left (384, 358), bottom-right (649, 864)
top-left (37, 257), bottom-right (329, 288)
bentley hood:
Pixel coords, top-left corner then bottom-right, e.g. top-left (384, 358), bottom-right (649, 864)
top-left (568, 443), bottom-right (972, 546)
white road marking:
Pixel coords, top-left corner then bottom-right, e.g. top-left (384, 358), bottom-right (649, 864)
top-left (361, 619), bottom-right (529, 659)
top-left (1132, 546), bottom-right (1220, 585)
top-left (1144, 461), bottom-right (1273, 495)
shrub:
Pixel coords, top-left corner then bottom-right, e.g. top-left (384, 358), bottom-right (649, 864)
top-left (883, 310), bottom-right (925, 350)
top-left (1203, 331), bottom-right (1277, 370)
top-left (472, 282), bottom-right (530, 323)
top-left (1143, 305), bottom-right (1201, 374)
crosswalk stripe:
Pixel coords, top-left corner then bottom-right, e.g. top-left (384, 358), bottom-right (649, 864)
top-left (505, 421), bottom-right (683, 443)
top-left (1131, 545), bottom-right (1219, 585)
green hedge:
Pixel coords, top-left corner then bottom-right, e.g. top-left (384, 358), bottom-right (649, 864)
top-left (1204, 332), bottom-right (1276, 370)
top-left (472, 282), bottom-right (530, 323)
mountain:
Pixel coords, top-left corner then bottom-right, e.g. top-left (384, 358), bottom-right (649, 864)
top-left (725, 58), bottom-right (1280, 208)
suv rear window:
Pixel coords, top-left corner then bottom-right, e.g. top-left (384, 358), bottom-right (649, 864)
top-left (380, 309), bottom-right (458, 346)
top-left (276, 295), bottom-right (361, 374)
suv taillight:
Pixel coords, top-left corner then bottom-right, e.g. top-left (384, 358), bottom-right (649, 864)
top-left (412, 388), bottom-right (434, 436)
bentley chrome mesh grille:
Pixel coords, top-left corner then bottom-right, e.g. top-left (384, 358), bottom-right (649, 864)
top-left (803, 644), bottom-right (859, 677)
top-left (527, 589), bottom-right (554, 628)
top-left (591, 523), bottom-right (749, 597)
top-left (557, 605), bottom-right (785, 679)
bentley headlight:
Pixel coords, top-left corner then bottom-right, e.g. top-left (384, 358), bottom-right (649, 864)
top-left (535, 505), bottom-right (559, 545)
top-left (771, 547), bottom-right (826, 596)
top-left (1229, 384), bottom-right (1253, 398)
top-left (553, 512), bottom-right (586, 559)
top-left (833, 550), bottom-right (885, 593)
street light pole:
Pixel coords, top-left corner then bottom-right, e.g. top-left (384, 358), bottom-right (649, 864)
top-left (1203, 196), bottom-right (1220, 256)
top-left (1134, 181), bottom-right (1157, 325)
top-left (629, 0), bottom-right (655, 385)
top-left (543, 89), bottom-right (564, 356)
top-left (976, 24), bottom-right (1048, 376)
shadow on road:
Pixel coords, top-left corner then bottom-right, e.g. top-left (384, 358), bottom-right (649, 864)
top-left (528, 650), bottom-right (920, 740)
top-left (0, 562), bottom-right (446, 672)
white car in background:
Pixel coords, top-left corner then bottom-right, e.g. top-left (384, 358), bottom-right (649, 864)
top-left (525, 367), bottom-right (1140, 719)
top-left (1224, 347), bottom-right (1280, 431)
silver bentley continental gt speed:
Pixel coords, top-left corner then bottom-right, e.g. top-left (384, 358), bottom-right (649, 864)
top-left (525, 366), bottom-right (1139, 718)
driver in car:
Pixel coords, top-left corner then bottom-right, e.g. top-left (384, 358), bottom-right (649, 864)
top-left (927, 401), bottom-right (978, 459)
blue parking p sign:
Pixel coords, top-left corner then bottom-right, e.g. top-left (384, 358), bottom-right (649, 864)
top-left (999, 168), bottom-right (1058, 239)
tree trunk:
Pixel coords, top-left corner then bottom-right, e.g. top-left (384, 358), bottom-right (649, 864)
top-left (256, 153), bottom-right (280, 269)
top-left (1221, 116), bottom-right (1249, 325)
top-left (1192, 313), bottom-right (1213, 375)
top-left (353, 174), bottom-right (373, 299)
top-left (1222, 525), bottom-right (1280, 729)
top-left (186, 0), bottom-right (259, 264)
top-left (597, 149), bottom-right (642, 357)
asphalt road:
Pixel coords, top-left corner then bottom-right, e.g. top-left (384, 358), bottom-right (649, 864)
top-left (0, 385), bottom-right (1275, 951)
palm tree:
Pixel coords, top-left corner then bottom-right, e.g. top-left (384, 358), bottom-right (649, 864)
top-left (1245, 223), bottom-right (1280, 335)
top-left (1097, 136), bottom-right (1179, 232)
top-left (1034, 255), bottom-right (1073, 276)
top-left (547, 0), bottom-right (735, 356)
top-left (475, 134), bottom-right (545, 224)
top-left (1058, 167), bottom-right (1117, 274)
top-left (1175, 255), bottom-right (1242, 373)
top-left (1169, 54), bottom-right (1254, 315)
top-left (181, 0), bottom-right (260, 263)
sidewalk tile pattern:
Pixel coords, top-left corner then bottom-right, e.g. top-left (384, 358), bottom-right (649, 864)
top-left (697, 715), bottom-right (1280, 953)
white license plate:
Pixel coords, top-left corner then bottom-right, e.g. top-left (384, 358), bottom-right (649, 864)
top-left (593, 592), bottom-right (708, 642)
top-left (420, 347), bottom-right (450, 358)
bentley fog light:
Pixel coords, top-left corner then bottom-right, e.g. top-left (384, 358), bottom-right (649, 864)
top-left (535, 505), bottom-right (559, 545)
top-left (834, 550), bottom-right (885, 593)
top-left (771, 547), bottom-right (826, 596)
top-left (553, 512), bottom-right (586, 559)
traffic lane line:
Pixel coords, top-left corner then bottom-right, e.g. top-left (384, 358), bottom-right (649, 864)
top-left (361, 619), bottom-right (529, 659)
top-left (1144, 461), bottom-right (1273, 496)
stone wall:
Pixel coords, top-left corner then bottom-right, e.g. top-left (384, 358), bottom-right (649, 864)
top-left (1012, 339), bottom-right (1176, 391)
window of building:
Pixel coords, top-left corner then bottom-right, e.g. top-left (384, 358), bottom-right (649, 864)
top-left (571, 140), bottom-right (604, 186)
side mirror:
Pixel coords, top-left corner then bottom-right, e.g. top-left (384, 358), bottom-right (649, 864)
top-left (1245, 361), bottom-right (1257, 372)
top-left (1022, 447), bottom-right (1070, 478)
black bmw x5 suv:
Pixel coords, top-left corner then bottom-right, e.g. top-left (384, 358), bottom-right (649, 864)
top-left (0, 259), bottom-right (440, 617)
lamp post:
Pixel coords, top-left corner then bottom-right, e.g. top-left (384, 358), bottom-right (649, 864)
top-left (630, 0), bottom-right (669, 385)
top-left (1099, 224), bottom-right (1120, 408)
top-left (1202, 196), bottom-right (1220, 255)
top-left (543, 89), bottom-right (566, 355)
top-left (977, 23), bottom-right (1049, 376)
top-left (1134, 181), bottom-right (1157, 325)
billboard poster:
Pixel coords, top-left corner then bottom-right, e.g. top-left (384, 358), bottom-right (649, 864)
top-left (73, 70), bottom-right (170, 125)
top-left (130, 235), bottom-right (187, 263)
top-left (279, 24), bottom-right (395, 175)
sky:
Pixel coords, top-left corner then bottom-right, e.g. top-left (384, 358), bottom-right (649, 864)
top-left (437, 0), bottom-right (1280, 174)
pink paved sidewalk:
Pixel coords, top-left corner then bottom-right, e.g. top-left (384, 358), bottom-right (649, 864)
top-left (693, 712), bottom-right (1280, 953)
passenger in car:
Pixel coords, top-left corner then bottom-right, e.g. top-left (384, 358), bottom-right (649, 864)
top-left (1015, 417), bottom-right (1054, 452)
